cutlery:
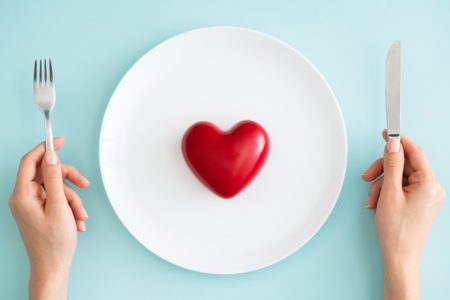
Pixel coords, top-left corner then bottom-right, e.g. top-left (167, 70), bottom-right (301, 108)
top-left (33, 59), bottom-right (56, 152)
top-left (385, 41), bottom-right (401, 140)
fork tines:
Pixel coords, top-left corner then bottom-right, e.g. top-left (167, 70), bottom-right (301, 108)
top-left (34, 59), bottom-right (53, 85)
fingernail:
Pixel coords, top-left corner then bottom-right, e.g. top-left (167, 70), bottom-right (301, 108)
top-left (81, 207), bottom-right (89, 219)
top-left (387, 139), bottom-right (400, 153)
top-left (45, 151), bottom-right (57, 165)
top-left (80, 222), bottom-right (86, 232)
top-left (82, 176), bottom-right (90, 185)
top-left (366, 196), bottom-right (372, 208)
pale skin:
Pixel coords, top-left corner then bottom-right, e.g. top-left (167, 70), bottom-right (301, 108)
top-left (9, 132), bottom-right (445, 299)
top-left (9, 137), bottom-right (89, 300)
top-left (362, 130), bottom-right (446, 300)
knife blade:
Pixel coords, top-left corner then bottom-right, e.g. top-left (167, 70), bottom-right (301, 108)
top-left (385, 41), bottom-right (401, 139)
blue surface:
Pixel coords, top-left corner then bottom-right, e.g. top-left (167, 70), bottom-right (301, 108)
top-left (1, 0), bottom-right (449, 299)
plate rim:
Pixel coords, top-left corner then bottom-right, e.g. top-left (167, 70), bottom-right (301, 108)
top-left (99, 26), bottom-right (348, 274)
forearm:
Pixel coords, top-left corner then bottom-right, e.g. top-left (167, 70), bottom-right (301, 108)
top-left (383, 256), bottom-right (420, 300)
top-left (29, 266), bottom-right (70, 300)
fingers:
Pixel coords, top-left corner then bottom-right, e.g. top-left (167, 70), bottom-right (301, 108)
top-left (18, 138), bottom-right (90, 232)
top-left (29, 182), bottom-right (46, 205)
top-left (76, 220), bottom-right (86, 232)
top-left (63, 184), bottom-right (88, 232)
top-left (363, 131), bottom-right (425, 208)
top-left (367, 177), bottom-right (383, 209)
top-left (63, 184), bottom-right (88, 220)
top-left (41, 151), bottom-right (66, 212)
top-left (383, 138), bottom-right (404, 190)
top-left (17, 137), bottom-right (64, 185)
top-left (362, 157), bottom-right (414, 180)
top-left (362, 158), bottom-right (383, 181)
top-left (408, 172), bottom-right (422, 185)
top-left (34, 164), bottom-right (90, 189)
top-left (61, 165), bottom-right (90, 188)
top-left (401, 136), bottom-right (431, 174)
top-left (38, 178), bottom-right (88, 232)
top-left (382, 129), bottom-right (431, 173)
top-left (382, 129), bottom-right (388, 141)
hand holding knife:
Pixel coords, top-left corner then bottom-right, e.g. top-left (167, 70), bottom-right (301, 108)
top-left (362, 40), bottom-right (447, 300)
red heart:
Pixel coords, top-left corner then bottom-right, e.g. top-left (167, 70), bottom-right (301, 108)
top-left (182, 120), bottom-right (270, 199)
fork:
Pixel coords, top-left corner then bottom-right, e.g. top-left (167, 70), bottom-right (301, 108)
top-left (33, 59), bottom-right (56, 152)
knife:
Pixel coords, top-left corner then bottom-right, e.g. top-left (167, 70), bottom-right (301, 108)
top-left (385, 41), bottom-right (401, 140)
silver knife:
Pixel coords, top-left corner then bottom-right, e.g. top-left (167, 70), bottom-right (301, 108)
top-left (385, 41), bottom-right (401, 140)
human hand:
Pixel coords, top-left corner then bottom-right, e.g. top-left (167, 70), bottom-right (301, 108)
top-left (362, 130), bottom-right (446, 300)
top-left (9, 137), bottom-right (89, 300)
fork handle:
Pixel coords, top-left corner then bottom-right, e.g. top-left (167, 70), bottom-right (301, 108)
top-left (44, 112), bottom-right (54, 152)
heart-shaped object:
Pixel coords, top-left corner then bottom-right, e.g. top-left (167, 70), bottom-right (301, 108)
top-left (182, 120), bottom-right (270, 199)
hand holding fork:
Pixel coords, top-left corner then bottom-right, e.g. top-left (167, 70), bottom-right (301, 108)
top-left (29, 59), bottom-right (90, 232)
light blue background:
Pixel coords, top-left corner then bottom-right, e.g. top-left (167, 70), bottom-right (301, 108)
top-left (1, 0), bottom-right (449, 299)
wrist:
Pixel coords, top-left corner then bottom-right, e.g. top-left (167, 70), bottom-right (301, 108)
top-left (383, 255), bottom-right (420, 300)
top-left (383, 250), bottom-right (421, 268)
top-left (30, 264), bottom-right (70, 300)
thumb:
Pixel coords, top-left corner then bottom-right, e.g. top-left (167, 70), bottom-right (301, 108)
top-left (41, 151), bottom-right (65, 210)
top-left (383, 138), bottom-right (404, 190)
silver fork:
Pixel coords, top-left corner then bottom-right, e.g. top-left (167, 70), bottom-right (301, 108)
top-left (33, 59), bottom-right (56, 152)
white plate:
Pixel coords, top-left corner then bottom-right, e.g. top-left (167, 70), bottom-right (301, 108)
top-left (99, 27), bottom-right (347, 274)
